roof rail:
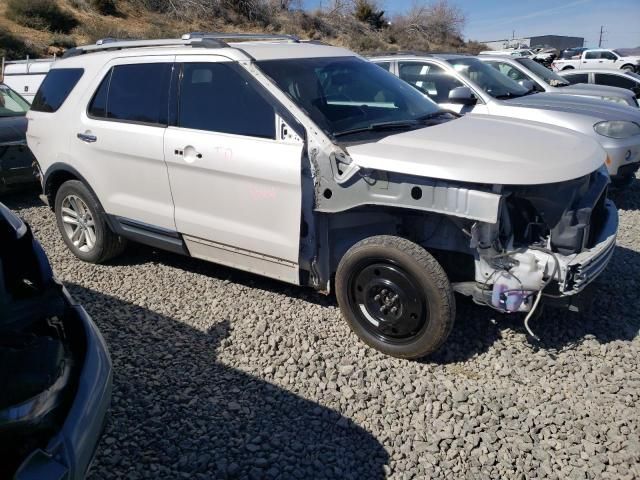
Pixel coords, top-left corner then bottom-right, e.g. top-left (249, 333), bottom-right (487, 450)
top-left (181, 32), bottom-right (300, 43)
top-left (364, 50), bottom-right (431, 57)
top-left (62, 37), bottom-right (228, 58)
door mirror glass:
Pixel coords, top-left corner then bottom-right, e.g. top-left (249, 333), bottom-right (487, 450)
top-left (448, 86), bottom-right (477, 105)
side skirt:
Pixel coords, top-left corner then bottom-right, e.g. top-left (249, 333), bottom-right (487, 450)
top-left (107, 216), bottom-right (189, 256)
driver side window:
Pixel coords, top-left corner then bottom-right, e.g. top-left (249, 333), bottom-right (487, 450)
top-left (490, 62), bottom-right (527, 82)
top-left (398, 62), bottom-right (464, 103)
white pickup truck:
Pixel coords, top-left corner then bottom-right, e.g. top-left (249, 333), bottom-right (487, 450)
top-left (552, 49), bottom-right (640, 73)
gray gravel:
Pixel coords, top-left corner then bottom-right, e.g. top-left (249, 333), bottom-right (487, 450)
top-left (3, 175), bottom-right (640, 480)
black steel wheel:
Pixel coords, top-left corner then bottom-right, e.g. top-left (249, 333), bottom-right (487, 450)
top-left (336, 235), bottom-right (455, 359)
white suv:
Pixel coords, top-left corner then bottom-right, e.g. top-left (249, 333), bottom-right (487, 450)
top-left (27, 34), bottom-right (618, 359)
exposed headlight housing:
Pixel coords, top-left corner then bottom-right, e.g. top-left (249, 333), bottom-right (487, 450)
top-left (594, 120), bottom-right (640, 139)
top-left (600, 95), bottom-right (630, 106)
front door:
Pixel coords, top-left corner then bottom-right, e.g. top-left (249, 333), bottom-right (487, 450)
top-left (164, 56), bottom-right (304, 283)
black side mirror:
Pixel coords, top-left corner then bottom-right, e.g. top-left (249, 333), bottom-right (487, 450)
top-left (448, 86), bottom-right (477, 105)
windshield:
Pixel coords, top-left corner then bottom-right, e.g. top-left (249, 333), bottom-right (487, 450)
top-left (515, 58), bottom-right (569, 87)
top-left (445, 57), bottom-right (529, 99)
top-left (256, 56), bottom-right (442, 138)
top-left (0, 85), bottom-right (29, 117)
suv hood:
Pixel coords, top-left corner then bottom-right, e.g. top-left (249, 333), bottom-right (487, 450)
top-left (503, 92), bottom-right (640, 121)
top-left (345, 115), bottom-right (605, 185)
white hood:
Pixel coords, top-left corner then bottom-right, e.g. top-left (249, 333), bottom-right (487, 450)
top-left (345, 115), bottom-right (606, 185)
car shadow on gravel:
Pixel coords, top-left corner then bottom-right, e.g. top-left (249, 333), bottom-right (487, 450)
top-left (66, 284), bottom-right (388, 480)
top-left (609, 176), bottom-right (640, 210)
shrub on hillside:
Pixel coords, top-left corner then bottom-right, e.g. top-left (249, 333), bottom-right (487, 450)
top-left (353, 0), bottom-right (387, 30)
top-left (6, 0), bottom-right (79, 33)
top-left (0, 29), bottom-right (40, 60)
top-left (91, 0), bottom-right (120, 16)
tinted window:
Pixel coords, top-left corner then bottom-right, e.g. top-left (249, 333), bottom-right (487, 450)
top-left (178, 63), bottom-right (275, 138)
top-left (595, 73), bottom-right (635, 89)
top-left (585, 51), bottom-right (599, 59)
top-left (376, 62), bottom-right (391, 72)
top-left (601, 51), bottom-right (617, 61)
top-left (105, 63), bottom-right (171, 125)
top-left (399, 62), bottom-right (464, 103)
top-left (31, 68), bottom-right (83, 113)
top-left (563, 72), bottom-right (589, 84)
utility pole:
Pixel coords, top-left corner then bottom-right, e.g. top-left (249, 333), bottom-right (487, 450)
top-left (598, 25), bottom-right (604, 48)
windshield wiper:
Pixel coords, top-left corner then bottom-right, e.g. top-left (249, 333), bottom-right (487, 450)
top-left (416, 110), bottom-right (459, 121)
top-left (334, 120), bottom-right (420, 138)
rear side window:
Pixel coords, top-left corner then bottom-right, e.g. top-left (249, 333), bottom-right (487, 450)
top-left (376, 62), bottom-right (391, 72)
top-left (178, 62), bottom-right (275, 139)
top-left (563, 72), bottom-right (588, 84)
top-left (88, 63), bottom-right (172, 125)
top-left (595, 73), bottom-right (635, 89)
top-left (31, 68), bottom-right (83, 113)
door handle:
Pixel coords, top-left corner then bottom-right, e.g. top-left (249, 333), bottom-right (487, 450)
top-left (177, 146), bottom-right (202, 160)
top-left (77, 133), bottom-right (97, 143)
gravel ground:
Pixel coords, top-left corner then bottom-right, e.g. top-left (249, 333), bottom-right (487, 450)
top-left (3, 175), bottom-right (640, 480)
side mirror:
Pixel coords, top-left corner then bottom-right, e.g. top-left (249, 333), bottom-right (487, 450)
top-left (448, 86), bottom-right (477, 105)
top-left (518, 79), bottom-right (535, 91)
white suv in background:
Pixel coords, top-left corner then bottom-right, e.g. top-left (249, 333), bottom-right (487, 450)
top-left (27, 34), bottom-right (618, 359)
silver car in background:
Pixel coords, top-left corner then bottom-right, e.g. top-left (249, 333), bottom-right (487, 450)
top-left (370, 53), bottom-right (640, 186)
top-left (478, 55), bottom-right (638, 108)
top-left (558, 69), bottom-right (640, 100)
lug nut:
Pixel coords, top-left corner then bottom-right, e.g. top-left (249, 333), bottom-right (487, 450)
top-left (390, 306), bottom-right (398, 314)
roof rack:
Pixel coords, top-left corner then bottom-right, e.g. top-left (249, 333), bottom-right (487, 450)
top-left (62, 37), bottom-right (228, 58)
top-left (181, 32), bottom-right (300, 43)
top-left (364, 50), bottom-right (431, 57)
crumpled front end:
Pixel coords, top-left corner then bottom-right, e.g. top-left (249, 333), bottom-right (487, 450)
top-left (459, 166), bottom-right (617, 314)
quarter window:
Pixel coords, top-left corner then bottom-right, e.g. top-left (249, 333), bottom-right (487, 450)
top-left (177, 62), bottom-right (275, 139)
top-left (31, 68), bottom-right (83, 113)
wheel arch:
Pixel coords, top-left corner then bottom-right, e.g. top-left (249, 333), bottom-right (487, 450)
top-left (43, 163), bottom-right (103, 214)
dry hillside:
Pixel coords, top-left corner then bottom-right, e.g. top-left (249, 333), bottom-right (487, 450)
top-left (0, 0), bottom-right (487, 59)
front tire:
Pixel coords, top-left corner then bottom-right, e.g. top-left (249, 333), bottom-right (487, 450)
top-left (335, 235), bottom-right (455, 359)
top-left (621, 64), bottom-right (636, 73)
top-left (54, 180), bottom-right (126, 263)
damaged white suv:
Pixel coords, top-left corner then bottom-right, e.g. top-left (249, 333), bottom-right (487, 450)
top-left (27, 34), bottom-right (618, 359)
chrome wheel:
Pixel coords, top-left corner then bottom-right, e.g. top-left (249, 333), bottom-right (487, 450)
top-left (60, 195), bottom-right (96, 253)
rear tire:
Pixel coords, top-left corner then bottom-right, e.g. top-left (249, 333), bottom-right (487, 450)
top-left (561, 66), bottom-right (575, 70)
top-left (335, 235), bottom-right (455, 359)
top-left (54, 180), bottom-right (126, 263)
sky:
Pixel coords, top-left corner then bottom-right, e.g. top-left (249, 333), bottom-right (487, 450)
top-left (301, 0), bottom-right (640, 48)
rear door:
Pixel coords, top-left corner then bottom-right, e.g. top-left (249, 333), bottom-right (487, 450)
top-left (73, 56), bottom-right (176, 230)
top-left (163, 55), bottom-right (304, 283)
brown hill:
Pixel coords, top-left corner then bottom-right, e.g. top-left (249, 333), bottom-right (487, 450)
top-left (0, 0), bottom-right (486, 60)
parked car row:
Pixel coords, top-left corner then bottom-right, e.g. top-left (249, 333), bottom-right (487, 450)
top-left (371, 52), bottom-right (640, 186)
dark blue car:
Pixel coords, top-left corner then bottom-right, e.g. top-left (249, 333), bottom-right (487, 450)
top-left (0, 202), bottom-right (112, 479)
